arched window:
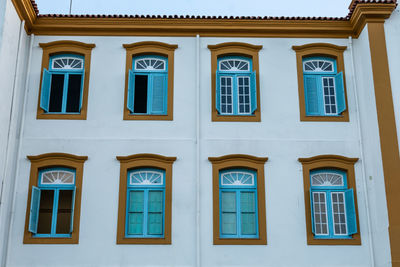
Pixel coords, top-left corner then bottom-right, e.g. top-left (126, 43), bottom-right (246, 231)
top-left (302, 57), bottom-right (346, 116)
top-left (40, 54), bottom-right (85, 114)
top-left (216, 56), bottom-right (256, 115)
top-left (127, 55), bottom-right (168, 115)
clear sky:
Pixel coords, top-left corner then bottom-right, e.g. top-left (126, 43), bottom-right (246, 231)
top-left (35, 0), bottom-right (352, 17)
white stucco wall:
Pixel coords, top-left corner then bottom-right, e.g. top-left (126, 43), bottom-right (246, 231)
top-left (385, 6), bottom-right (400, 150)
top-left (2, 31), bottom-right (390, 267)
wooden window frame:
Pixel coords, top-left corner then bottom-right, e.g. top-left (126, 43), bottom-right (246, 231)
top-left (116, 154), bottom-right (176, 244)
top-left (37, 41), bottom-right (95, 120)
top-left (23, 153), bottom-right (88, 244)
top-left (292, 43), bottom-right (349, 122)
top-left (208, 42), bottom-right (262, 122)
top-left (123, 41), bottom-right (178, 121)
top-left (208, 154), bottom-right (268, 245)
top-left (298, 154), bottom-right (361, 245)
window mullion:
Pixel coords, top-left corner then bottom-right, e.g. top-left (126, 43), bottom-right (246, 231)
top-left (326, 191), bottom-right (334, 238)
top-left (50, 189), bottom-right (59, 235)
top-left (61, 73), bottom-right (69, 113)
top-left (143, 189), bottom-right (149, 236)
top-left (236, 190), bottom-right (241, 238)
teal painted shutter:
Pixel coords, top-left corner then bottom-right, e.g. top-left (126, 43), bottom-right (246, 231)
top-left (345, 189), bottom-right (357, 235)
top-left (28, 186), bottom-right (41, 234)
top-left (40, 69), bottom-right (51, 112)
top-left (69, 187), bottom-right (76, 233)
top-left (221, 192), bottom-right (236, 235)
top-left (147, 191), bottom-right (163, 235)
top-left (240, 191), bottom-right (256, 235)
top-left (79, 72), bottom-right (85, 112)
top-left (128, 191), bottom-right (144, 235)
top-left (304, 75), bottom-right (320, 116)
top-left (151, 74), bottom-right (167, 114)
top-left (335, 72), bottom-right (346, 114)
top-left (310, 190), bottom-right (315, 234)
top-left (250, 71), bottom-right (257, 114)
top-left (127, 70), bottom-right (134, 113)
top-left (216, 71), bottom-right (221, 114)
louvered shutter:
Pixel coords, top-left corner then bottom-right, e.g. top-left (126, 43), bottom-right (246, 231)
top-left (127, 191), bottom-right (144, 235)
top-left (221, 191), bottom-right (236, 235)
top-left (345, 189), bottom-right (357, 235)
top-left (304, 75), bottom-right (321, 116)
top-left (216, 71), bottom-right (221, 114)
top-left (335, 72), bottom-right (346, 114)
top-left (240, 191), bottom-right (256, 235)
top-left (250, 71), bottom-right (257, 114)
top-left (147, 191), bottom-right (163, 235)
top-left (28, 186), bottom-right (41, 234)
top-left (69, 187), bottom-right (76, 233)
top-left (151, 74), bottom-right (167, 114)
top-left (127, 70), bottom-right (134, 113)
top-left (40, 69), bottom-right (51, 112)
top-left (310, 190), bottom-right (315, 234)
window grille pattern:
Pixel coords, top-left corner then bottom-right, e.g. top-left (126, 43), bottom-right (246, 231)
top-left (312, 192), bottom-right (329, 235)
top-left (135, 58), bottom-right (166, 71)
top-left (221, 171), bottom-right (255, 186)
top-left (40, 170), bottom-right (75, 185)
top-left (219, 59), bottom-right (250, 71)
top-left (129, 170), bottom-right (163, 185)
top-left (303, 60), bottom-right (333, 72)
top-left (311, 172), bottom-right (344, 187)
top-left (331, 192), bottom-right (347, 235)
top-left (52, 57), bottom-right (83, 70)
top-left (322, 77), bottom-right (337, 115)
top-left (220, 77), bottom-right (233, 114)
top-left (238, 76), bottom-right (251, 114)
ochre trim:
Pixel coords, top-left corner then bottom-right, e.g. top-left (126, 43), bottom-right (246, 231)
top-left (123, 41), bottom-right (177, 121)
top-left (208, 154), bottom-right (268, 245)
top-left (116, 154), bottom-right (176, 244)
top-left (36, 40), bottom-right (95, 120)
top-left (208, 42), bottom-right (262, 122)
top-left (298, 154), bottom-right (361, 245)
top-left (367, 22), bottom-right (400, 266)
top-left (11, 1), bottom-right (396, 38)
top-left (23, 153), bottom-right (87, 244)
top-left (292, 43), bottom-right (349, 122)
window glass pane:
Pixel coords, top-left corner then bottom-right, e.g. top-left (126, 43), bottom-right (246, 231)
top-left (220, 77), bottom-right (233, 114)
top-left (66, 74), bottom-right (82, 113)
top-left (128, 213), bottom-right (143, 235)
top-left (56, 190), bottom-right (73, 234)
top-left (322, 77), bottom-right (337, 115)
top-left (147, 213), bottom-right (163, 235)
top-left (238, 76), bottom-right (251, 114)
top-left (37, 190), bottom-right (54, 234)
top-left (331, 192), bottom-right (347, 235)
top-left (240, 192), bottom-right (256, 235)
top-left (134, 75), bottom-right (148, 113)
top-left (49, 74), bottom-right (64, 112)
top-left (312, 192), bottom-right (329, 235)
top-left (241, 213), bottom-right (256, 235)
top-left (221, 213), bottom-right (236, 235)
top-left (129, 191), bottom-right (144, 212)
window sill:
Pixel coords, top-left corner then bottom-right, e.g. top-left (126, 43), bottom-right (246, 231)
top-left (300, 113), bottom-right (349, 122)
top-left (23, 234), bottom-right (78, 244)
top-left (123, 112), bottom-right (172, 121)
top-left (214, 237), bottom-right (266, 245)
top-left (36, 112), bottom-right (87, 120)
top-left (117, 237), bottom-right (171, 244)
top-left (308, 236), bottom-right (361, 245)
top-left (212, 112), bottom-right (260, 122)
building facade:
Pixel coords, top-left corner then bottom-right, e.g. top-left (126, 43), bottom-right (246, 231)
top-left (0, 0), bottom-right (399, 266)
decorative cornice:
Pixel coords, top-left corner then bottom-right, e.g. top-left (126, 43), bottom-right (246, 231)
top-left (116, 154), bottom-right (177, 163)
top-left (208, 154), bottom-right (268, 164)
top-left (292, 43), bottom-right (347, 52)
top-left (298, 155), bottom-right (359, 164)
top-left (123, 41), bottom-right (178, 50)
top-left (39, 40), bottom-right (96, 49)
top-left (10, 1), bottom-right (397, 38)
top-left (208, 42), bottom-right (263, 52)
top-left (27, 153), bottom-right (88, 163)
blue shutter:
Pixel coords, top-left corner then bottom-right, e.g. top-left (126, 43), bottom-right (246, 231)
top-left (79, 72), bottom-right (85, 112)
top-left (221, 191), bottom-right (236, 235)
top-left (40, 69), bottom-right (51, 112)
top-left (147, 191), bottom-right (163, 235)
top-left (310, 190), bottom-right (315, 234)
top-left (216, 71), bottom-right (221, 114)
top-left (345, 189), bottom-right (357, 235)
top-left (69, 187), bottom-right (76, 233)
top-left (304, 75), bottom-right (320, 116)
top-left (28, 186), bottom-right (41, 234)
top-left (240, 191), bottom-right (256, 235)
top-left (127, 70), bottom-right (134, 113)
top-left (250, 71), bottom-right (257, 114)
top-left (151, 74), bottom-right (167, 114)
top-left (127, 191), bottom-right (144, 235)
top-left (335, 72), bottom-right (346, 114)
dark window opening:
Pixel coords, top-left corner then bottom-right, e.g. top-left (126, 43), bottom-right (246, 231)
top-left (134, 75), bottom-right (148, 113)
top-left (37, 190), bottom-right (54, 234)
top-left (49, 74), bottom-right (65, 112)
top-left (66, 74), bottom-right (82, 113)
top-left (56, 190), bottom-right (73, 234)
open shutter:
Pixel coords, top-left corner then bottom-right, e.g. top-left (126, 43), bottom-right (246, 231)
top-left (127, 191), bottom-right (144, 235)
top-left (40, 69), bottom-right (51, 112)
top-left (335, 72), bottom-right (346, 114)
top-left (345, 189), bottom-right (357, 235)
top-left (147, 191), bottom-right (163, 235)
top-left (304, 75), bottom-right (320, 116)
top-left (28, 186), bottom-right (41, 234)
top-left (310, 190), bottom-right (315, 234)
top-left (216, 71), bottom-right (221, 114)
top-left (151, 74), bottom-right (167, 114)
top-left (220, 191), bottom-right (237, 235)
top-left (69, 187), bottom-right (76, 233)
top-left (240, 191), bottom-right (256, 235)
top-left (78, 72), bottom-right (85, 112)
top-left (127, 70), bottom-right (134, 113)
top-left (250, 71), bottom-right (257, 114)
